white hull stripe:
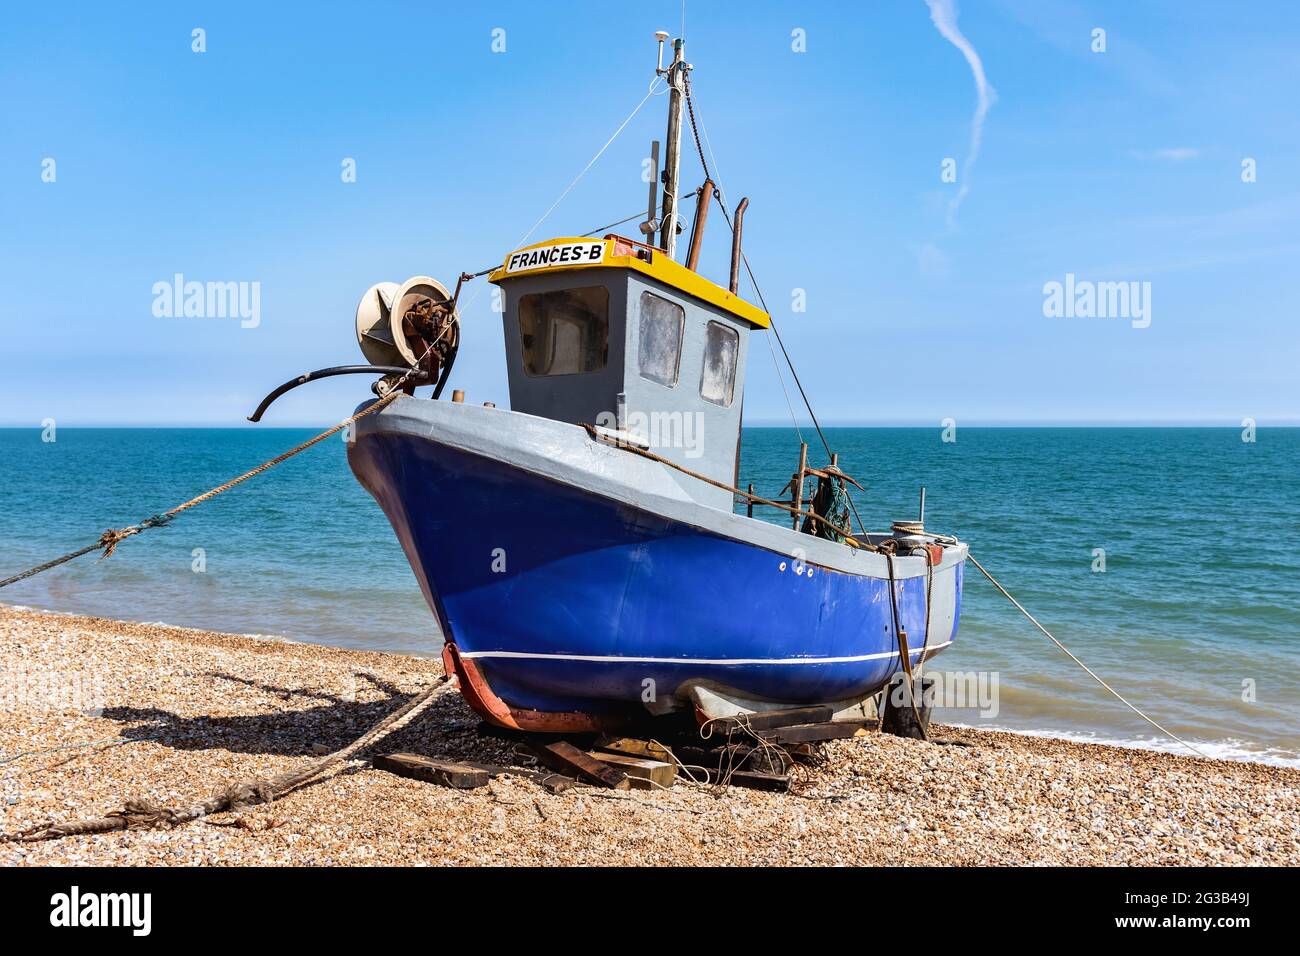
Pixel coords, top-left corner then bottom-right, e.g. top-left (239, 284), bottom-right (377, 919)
top-left (459, 641), bottom-right (953, 667)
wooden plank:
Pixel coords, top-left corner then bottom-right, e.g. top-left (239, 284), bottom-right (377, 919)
top-left (594, 735), bottom-right (673, 764)
top-left (664, 764), bottom-right (790, 791)
top-left (707, 705), bottom-right (834, 736)
top-left (671, 744), bottom-right (791, 777)
top-left (589, 751), bottom-right (675, 790)
top-left (528, 740), bottom-right (631, 790)
top-left (756, 720), bottom-right (869, 744)
top-left (683, 740), bottom-right (815, 763)
top-left (374, 753), bottom-right (491, 789)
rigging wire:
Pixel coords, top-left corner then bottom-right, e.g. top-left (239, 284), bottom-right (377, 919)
top-left (680, 76), bottom-right (806, 449)
top-left (682, 76), bottom-right (828, 452)
top-left (516, 78), bottom-right (665, 251)
top-left (581, 210), bottom-right (648, 237)
top-left (682, 75), bottom-right (868, 532)
top-left (455, 79), bottom-right (666, 321)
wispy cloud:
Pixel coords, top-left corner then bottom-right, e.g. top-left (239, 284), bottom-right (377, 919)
top-left (923, 0), bottom-right (996, 227)
top-left (1128, 147), bottom-right (1200, 162)
top-left (910, 241), bottom-right (951, 279)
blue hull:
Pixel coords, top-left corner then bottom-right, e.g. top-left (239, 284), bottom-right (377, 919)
top-left (350, 431), bottom-right (962, 718)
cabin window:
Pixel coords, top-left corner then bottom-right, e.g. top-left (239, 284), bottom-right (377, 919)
top-left (637, 292), bottom-right (684, 387)
top-left (518, 286), bottom-right (609, 376)
top-left (699, 321), bottom-right (739, 407)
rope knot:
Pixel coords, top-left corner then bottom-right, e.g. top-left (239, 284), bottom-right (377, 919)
top-left (109, 798), bottom-right (177, 830)
top-left (220, 779), bottom-right (275, 810)
top-left (97, 527), bottom-right (139, 559)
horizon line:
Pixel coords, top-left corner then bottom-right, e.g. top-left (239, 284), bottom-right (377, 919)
top-left (2, 420), bottom-right (1296, 429)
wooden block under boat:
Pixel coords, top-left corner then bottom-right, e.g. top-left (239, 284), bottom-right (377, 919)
top-left (375, 753), bottom-right (582, 794)
top-left (755, 720), bottom-right (870, 744)
top-left (589, 751), bottom-right (676, 790)
top-left (594, 735), bottom-right (674, 764)
top-left (706, 705), bottom-right (834, 736)
top-left (374, 753), bottom-right (491, 789)
top-left (675, 763), bottom-right (791, 792)
top-left (529, 740), bottom-right (631, 790)
top-left (673, 743), bottom-right (792, 776)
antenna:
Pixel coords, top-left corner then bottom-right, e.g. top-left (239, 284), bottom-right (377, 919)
top-left (654, 30), bottom-right (669, 72)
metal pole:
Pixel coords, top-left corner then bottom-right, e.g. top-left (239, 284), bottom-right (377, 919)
top-left (685, 179), bottom-right (713, 270)
top-left (659, 39), bottom-right (686, 259)
top-left (729, 197), bottom-right (749, 293)
top-left (792, 442), bottom-right (808, 530)
top-left (640, 140), bottom-right (661, 243)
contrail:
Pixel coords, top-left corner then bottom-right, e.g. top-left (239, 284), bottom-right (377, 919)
top-left (923, 0), bottom-right (994, 226)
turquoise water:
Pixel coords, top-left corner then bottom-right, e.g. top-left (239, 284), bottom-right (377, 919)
top-left (2, 426), bottom-right (1297, 765)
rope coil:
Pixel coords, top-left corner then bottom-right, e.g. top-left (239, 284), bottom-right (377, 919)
top-left (0, 391), bottom-right (400, 590)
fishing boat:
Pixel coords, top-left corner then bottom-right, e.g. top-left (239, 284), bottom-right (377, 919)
top-left (253, 34), bottom-right (967, 733)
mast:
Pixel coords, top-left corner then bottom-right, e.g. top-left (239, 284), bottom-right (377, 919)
top-left (657, 35), bottom-right (689, 259)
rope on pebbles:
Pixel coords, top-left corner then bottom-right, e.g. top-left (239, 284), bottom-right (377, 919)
top-left (3, 677), bottom-right (457, 843)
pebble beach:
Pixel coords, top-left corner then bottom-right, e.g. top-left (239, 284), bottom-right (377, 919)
top-left (1, 604), bottom-right (1296, 866)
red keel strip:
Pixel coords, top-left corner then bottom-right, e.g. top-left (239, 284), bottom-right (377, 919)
top-left (441, 642), bottom-right (617, 734)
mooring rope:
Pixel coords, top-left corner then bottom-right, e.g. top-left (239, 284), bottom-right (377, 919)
top-left (0, 290), bottom-right (471, 594)
top-left (2, 677), bottom-right (457, 843)
top-left (966, 553), bottom-right (1209, 759)
top-left (882, 548), bottom-right (928, 737)
top-left (0, 391), bottom-right (403, 591)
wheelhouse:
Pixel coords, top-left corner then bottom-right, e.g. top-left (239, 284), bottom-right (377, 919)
top-left (489, 235), bottom-right (769, 509)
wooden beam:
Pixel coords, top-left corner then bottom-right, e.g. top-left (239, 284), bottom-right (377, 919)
top-left (374, 753), bottom-right (491, 789)
top-left (658, 762), bottom-right (790, 791)
top-left (529, 741), bottom-right (631, 790)
top-left (377, 752), bottom-right (586, 794)
top-left (594, 736), bottom-right (674, 764)
top-left (707, 705), bottom-right (834, 736)
top-left (727, 770), bottom-right (792, 792)
top-left (589, 751), bottom-right (676, 790)
top-left (756, 720), bottom-right (870, 744)
top-left (672, 743), bottom-right (791, 776)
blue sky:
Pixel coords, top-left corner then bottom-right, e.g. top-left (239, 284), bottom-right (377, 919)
top-left (1, 1), bottom-right (1296, 425)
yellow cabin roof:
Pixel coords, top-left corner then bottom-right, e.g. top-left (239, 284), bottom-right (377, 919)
top-left (488, 236), bottom-right (770, 329)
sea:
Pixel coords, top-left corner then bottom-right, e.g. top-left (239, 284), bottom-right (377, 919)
top-left (2, 426), bottom-right (1296, 766)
